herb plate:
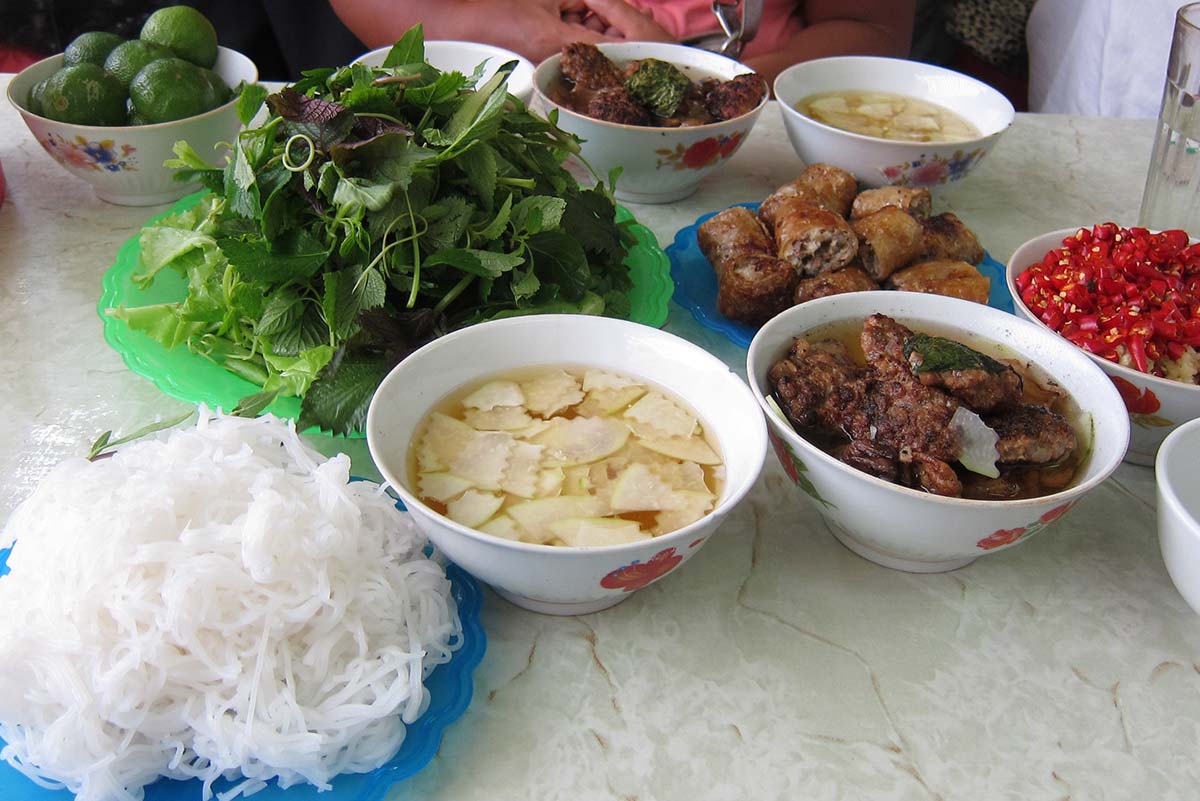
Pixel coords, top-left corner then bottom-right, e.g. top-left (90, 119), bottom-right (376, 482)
top-left (668, 203), bottom-right (1015, 349)
top-left (0, 507), bottom-right (488, 801)
top-left (98, 192), bottom-right (673, 436)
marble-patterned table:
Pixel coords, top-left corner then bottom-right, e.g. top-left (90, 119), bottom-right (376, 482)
top-left (1, 77), bottom-right (1196, 800)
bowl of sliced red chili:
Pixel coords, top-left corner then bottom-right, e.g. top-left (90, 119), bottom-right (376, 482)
top-left (1006, 223), bottom-right (1200, 465)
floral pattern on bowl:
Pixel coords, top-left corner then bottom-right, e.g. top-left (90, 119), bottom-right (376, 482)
top-left (656, 132), bottom-right (744, 171)
top-left (769, 430), bottom-right (836, 509)
top-left (600, 547), bottom-right (684, 592)
top-left (1111, 375), bottom-right (1174, 428)
top-left (976, 501), bottom-right (1075, 550)
top-left (879, 147), bottom-right (984, 187)
top-left (42, 132), bottom-right (138, 172)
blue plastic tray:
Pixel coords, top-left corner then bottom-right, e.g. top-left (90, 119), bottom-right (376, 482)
top-left (667, 202), bottom-right (1015, 349)
top-left (0, 502), bottom-right (485, 801)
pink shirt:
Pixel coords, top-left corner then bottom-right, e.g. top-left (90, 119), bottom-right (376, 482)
top-left (624, 0), bottom-right (804, 58)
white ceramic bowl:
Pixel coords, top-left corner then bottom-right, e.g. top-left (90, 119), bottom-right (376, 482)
top-left (773, 56), bottom-right (1014, 189)
top-left (747, 291), bottom-right (1129, 573)
top-left (1007, 227), bottom-right (1200, 466)
top-left (532, 42), bottom-right (766, 204)
top-left (1157, 417), bottom-right (1200, 615)
top-left (7, 47), bottom-right (258, 206)
top-left (353, 41), bottom-right (535, 103)
top-left (366, 314), bottom-right (768, 615)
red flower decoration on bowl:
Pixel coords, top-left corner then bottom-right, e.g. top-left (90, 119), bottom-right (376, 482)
top-left (1110, 375), bottom-right (1161, 414)
top-left (682, 138), bottom-right (722, 168)
top-left (1039, 501), bottom-right (1074, 524)
top-left (600, 547), bottom-right (683, 592)
top-left (977, 526), bottom-right (1026, 550)
top-left (656, 133), bottom-right (746, 171)
top-left (976, 501), bottom-right (1077, 551)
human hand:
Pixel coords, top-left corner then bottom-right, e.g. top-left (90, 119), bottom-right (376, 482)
top-left (579, 0), bottom-right (677, 41)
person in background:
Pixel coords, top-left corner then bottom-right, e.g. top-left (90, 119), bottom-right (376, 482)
top-left (1026, 0), bottom-right (1177, 118)
top-left (330, 0), bottom-right (914, 85)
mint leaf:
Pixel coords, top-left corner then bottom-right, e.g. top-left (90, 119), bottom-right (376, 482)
top-left (236, 83), bottom-right (268, 125)
top-left (405, 71), bottom-right (467, 106)
top-left (512, 195), bottom-right (566, 235)
top-left (219, 230), bottom-right (328, 283)
top-left (332, 175), bottom-right (394, 212)
top-left (455, 141), bottom-right (497, 208)
top-left (383, 24), bottom-right (424, 68)
top-left (421, 195), bottom-right (473, 252)
top-left (474, 193), bottom-right (512, 241)
top-left (527, 230), bottom-right (589, 300)
top-left (426, 248), bottom-right (525, 278)
top-left (299, 354), bottom-right (390, 435)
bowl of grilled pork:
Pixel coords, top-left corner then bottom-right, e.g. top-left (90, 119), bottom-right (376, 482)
top-left (747, 290), bottom-right (1129, 573)
top-left (533, 42), bottom-right (767, 204)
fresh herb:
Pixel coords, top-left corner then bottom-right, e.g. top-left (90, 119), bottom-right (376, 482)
top-left (624, 58), bottom-right (690, 118)
top-left (903, 334), bottom-right (1007, 374)
top-left (111, 25), bottom-right (636, 435)
top-left (87, 409), bottom-right (195, 460)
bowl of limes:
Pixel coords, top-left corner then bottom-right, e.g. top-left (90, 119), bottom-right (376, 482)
top-left (6, 6), bottom-right (258, 206)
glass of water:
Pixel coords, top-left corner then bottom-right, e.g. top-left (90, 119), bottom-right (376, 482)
top-left (1140, 3), bottom-right (1200, 232)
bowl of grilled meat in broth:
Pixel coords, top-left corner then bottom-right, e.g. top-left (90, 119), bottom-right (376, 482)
top-left (747, 291), bottom-right (1128, 572)
top-left (533, 41), bottom-right (768, 204)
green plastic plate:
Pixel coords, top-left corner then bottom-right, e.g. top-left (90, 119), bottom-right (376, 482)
top-left (98, 192), bottom-right (673, 436)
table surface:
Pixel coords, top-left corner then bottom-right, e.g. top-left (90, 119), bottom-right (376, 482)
top-left (2, 76), bottom-right (1198, 801)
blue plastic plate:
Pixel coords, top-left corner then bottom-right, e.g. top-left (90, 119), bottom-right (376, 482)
top-left (667, 202), bottom-right (1015, 349)
top-left (0, 500), bottom-right (485, 801)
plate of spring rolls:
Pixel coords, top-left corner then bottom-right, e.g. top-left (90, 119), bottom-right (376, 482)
top-left (667, 163), bottom-right (1013, 348)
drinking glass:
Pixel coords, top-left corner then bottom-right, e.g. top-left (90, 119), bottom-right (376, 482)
top-left (1140, 3), bottom-right (1200, 232)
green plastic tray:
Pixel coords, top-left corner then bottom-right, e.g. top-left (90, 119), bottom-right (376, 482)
top-left (98, 192), bottom-right (673, 436)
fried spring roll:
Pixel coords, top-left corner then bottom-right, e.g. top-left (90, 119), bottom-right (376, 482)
top-left (888, 259), bottom-right (990, 304)
top-left (794, 265), bottom-right (878, 304)
top-left (851, 186), bottom-right (933, 219)
top-left (757, 196), bottom-right (857, 277)
top-left (921, 212), bottom-right (985, 264)
top-left (698, 206), bottom-right (797, 324)
top-left (762, 163), bottom-right (858, 218)
top-left (851, 206), bottom-right (925, 281)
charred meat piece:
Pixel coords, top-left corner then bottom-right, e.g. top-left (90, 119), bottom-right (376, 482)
top-left (587, 86), bottom-right (654, 125)
top-left (921, 212), bottom-right (985, 264)
top-left (851, 206), bottom-right (925, 281)
top-left (888, 259), bottom-right (990, 304)
top-left (698, 206), bottom-right (797, 324)
top-left (794, 265), bottom-right (878, 304)
top-left (864, 371), bottom-right (962, 462)
top-left (705, 73), bottom-right (767, 120)
top-left (903, 333), bottom-right (1023, 413)
top-left (758, 196), bottom-right (858, 277)
top-left (769, 337), bottom-right (871, 431)
top-left (985, 404), bottom-right (1077, 465)
top-left (832, 439), bottom-right (899, 483)
top-left (851, 186), bottom-right (932, 219)
top-left (860, 312), bottom-right (912, 376)
top-left (913, 453), bottom-right (963, 497)
top-left (561, 43), bottom-right (623, 90)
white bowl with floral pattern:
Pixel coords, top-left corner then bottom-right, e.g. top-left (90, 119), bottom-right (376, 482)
top-left (366, 314), bottom-right (768, 615)
top-left (1006, 227), bottom-right (1200, 466)
top-left (7, 47), bottom-right (257, 206)
top-left (773, 56), bottom-right (1013, 188)
top-left (746, 291), bottom-right (1129, 573)
top-left (532, 42), bottom-right (767, 204)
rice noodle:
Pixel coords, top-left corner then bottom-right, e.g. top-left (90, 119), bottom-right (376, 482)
top-left (0, 409), bottom-right (461, 801)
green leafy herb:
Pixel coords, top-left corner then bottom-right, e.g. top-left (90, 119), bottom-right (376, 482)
top-left (903, 334), bottom-right (1008, 374)
top-left (114, 26), bottom-right (636, 435)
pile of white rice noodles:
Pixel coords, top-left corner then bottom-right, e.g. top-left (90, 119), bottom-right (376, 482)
top-left (0, 410), bottom-right (461, 801)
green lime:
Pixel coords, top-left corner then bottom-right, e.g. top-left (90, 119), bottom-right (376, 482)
top-left (128, 110), bottom-right (153, 125)
top-left (63, 31), bottom-right (124, 67)
top-left (139, 5), bottom-right (218, 68)
top-left (197, 67), bottom-right (231, 109)
top-left (26, 77), bottom-right (49, 115)
top-left (104, 39), bottom-right (172, 87)
top-left (129, 57), bottom-right (210, 122)
top-left (41, 64), bottom-right (128, 125)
